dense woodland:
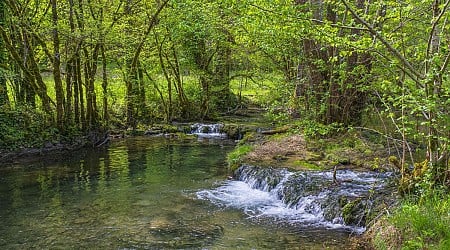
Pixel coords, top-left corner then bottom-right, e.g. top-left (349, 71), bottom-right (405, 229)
top-left (2, 0), bottom-right (449, 185)
top-left (1, 0), bottom-right (450, 247)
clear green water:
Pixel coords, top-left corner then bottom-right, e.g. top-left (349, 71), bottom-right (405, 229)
top-left (0, 137), bottom-right (352, 249)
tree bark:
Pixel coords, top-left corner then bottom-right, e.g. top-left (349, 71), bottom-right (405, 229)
top-left (0, 26), bottom-right (53, 113)
top-left (125, 0), bottom-right (169, 127)
top-left (101, 45), bottom-right (109, 126)
top-left (0, 0), bottom-right (9, 107)
top-left (157, 36), bottom-right (172, 122)
top-left (51, 0), bottom-right (65, 129)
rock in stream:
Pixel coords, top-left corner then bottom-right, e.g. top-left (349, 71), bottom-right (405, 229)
top-left (198, 165), bottom-right (396, 233)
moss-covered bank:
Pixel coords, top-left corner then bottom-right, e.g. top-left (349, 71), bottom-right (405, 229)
top-left (226, 126), bottom-right (407, 249)
top-left (227, 128), bottom-right (394, 173)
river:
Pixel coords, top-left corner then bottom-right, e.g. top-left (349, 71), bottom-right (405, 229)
top-left (0, 136), bottom-right (355, 249)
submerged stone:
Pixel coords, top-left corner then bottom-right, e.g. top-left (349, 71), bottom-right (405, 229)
top-left (146, 223), bottom-right (224, 249)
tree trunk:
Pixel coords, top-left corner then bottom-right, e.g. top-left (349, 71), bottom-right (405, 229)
top-left (101, 45), bottom-right (109, 126)
top-left (65, 61), bottom-right (74, 125)
top-left (83, 45), bottom-right (100, 129)
top-left (0, 26), bottom-right (53, 113)
top-left (426, 0), bottom-right (448, 179)
top-left (212, 32), bottom-right (233, 111)
top-left (76, 56), bottom-right (86, 129)
top-left (157, 38), bottom-right (172, 121)
top-left (65, 0), bottom-right (78, 126)
top-left (0, 0), bottom-right (9, 107)
top-left (125, 0), bottom-right (169, 127)
top-left (51, 0), bottom-right (65, 129)
top-left (125, 67), bottom-right (137, 129)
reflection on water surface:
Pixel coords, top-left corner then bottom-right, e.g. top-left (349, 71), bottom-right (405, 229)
top-left (0, 137), bottom-right (353, 249)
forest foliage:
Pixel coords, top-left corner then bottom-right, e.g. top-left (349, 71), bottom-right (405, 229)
top-left (0, 0), bottom-right (449, 190)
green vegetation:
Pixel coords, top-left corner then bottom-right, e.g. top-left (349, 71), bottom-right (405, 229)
top-left (291, 160), bottom-right (322, 170)
top-left (1, 0), bottom-right (450, 248)
top-left (0, 107), bottom-right (58, 150)
top-left (371, 192), bottom-right (450, 250)
top-left (227, 144), bottom-right (253, 171)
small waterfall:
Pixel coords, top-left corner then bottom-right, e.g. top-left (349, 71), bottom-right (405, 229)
top-left (190, 123), bottom-right (227, 139)
top-left (197, 165), bottom-right (393, 234)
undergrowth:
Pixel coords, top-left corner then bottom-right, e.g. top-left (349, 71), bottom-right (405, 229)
top-left (0, 107), bottom-right (83, 151)
top-left (227, 144), bottom-right (253, 171)
top-left (0, 107), bottom-right (58, 150)
top-left (373, 191), bottom-right (450, 250)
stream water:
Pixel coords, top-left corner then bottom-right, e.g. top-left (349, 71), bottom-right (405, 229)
top-left (0, 136), bottom-right (356, 249)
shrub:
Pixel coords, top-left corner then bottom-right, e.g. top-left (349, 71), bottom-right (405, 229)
top-left (0, 107), bottom-right (59, 150)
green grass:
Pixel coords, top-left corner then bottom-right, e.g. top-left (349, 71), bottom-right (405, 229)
top-left (387, 192), bottom-right (450, 249)
top-left (227, 144), bottom-right (253, 171)
top-left (291, 159), bottom-right (322, 170)
top-left (229, 72), bottom-right (286, 106)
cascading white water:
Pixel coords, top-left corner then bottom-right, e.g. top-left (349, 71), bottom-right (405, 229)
top-left (197, 165), bottom-right (393, 234)
top-left (190, 123), bottom-right (227, 139)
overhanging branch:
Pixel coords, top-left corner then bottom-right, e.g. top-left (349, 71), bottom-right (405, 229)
top-left (341, 0), bottom-right (425, 85)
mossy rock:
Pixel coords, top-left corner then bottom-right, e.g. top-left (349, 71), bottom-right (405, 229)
top-left (342, 198), bottom-right (367, 226)
top-left (127, 129), bottom-right (146, 136)
top-left (222, 124), bottom-right (259, 140)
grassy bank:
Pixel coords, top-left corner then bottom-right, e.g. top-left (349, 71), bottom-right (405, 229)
top-left (368, 191), bottom-right (450, 249)
top-left (225, 123), bottom-right (450, 250)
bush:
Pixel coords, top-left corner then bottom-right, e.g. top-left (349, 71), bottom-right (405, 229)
top-left (0, 107), bottom-right (59, 150)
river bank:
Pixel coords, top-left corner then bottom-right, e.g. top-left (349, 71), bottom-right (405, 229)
top-left (0, 135), bottom-right (361, 249)
top-left (2, 115), bottom-right (445, 249)
top-left (225, 125), bottom-right (403, 249)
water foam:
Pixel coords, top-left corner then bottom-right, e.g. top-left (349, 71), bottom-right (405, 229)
top-left (190, 123), bottom-right (227, 139)
top-left (197, 166), bottom-right (391, 234)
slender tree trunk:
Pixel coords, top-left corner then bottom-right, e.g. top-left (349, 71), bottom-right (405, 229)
top-left (51, 0), bottom-right (65, 129)
top-left (0, 25), bottom-right (53, 113)
top-left (0, 0), bottom-right (9, 107)
top-left (75, 0), bottom-right (87, 130)
top-left (157, 39), bottom-right (172, 121)
top-left (125, 0), bottom-right (169, 127)
top-left (426, 0), bottom-right (447, 177)
top-left (83, 46), bottom-right (99, 129)
top-left (65, 0), bottom-right (78, 126)
top-left (23, 33), bottom-right (54, 113)
top-left (65, 61), bottom-right (74, 125)
top-left (137, 61), bottom-right (147, 121)
top-left (101, 45), bottom-right (109, 126)
top-left (125, 56), bottom-right (137, 128)
top-left (76, 56), bottom-right (86, 130)
top-left (212, 31), bottom-right (233, 110)
top-left (170, 46), bottom-right (188, 106)
top-left (74, 57), bottom-right (80, 125)
top-left (143, 68), bottom-right (167, 120)
top-left (164, 43), bottom-right (190, 117)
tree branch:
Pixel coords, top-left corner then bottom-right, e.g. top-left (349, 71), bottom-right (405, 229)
top-left (131, 0), bottom-right (169, 72)
top-left (341, 0), bottom-right (424, 84)
top-left (425, 0), bottom-right (450, 74)
top-left (440, 51), bottom-right (450, 74)
top-left (248, 3), bottom-right (368, 32)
